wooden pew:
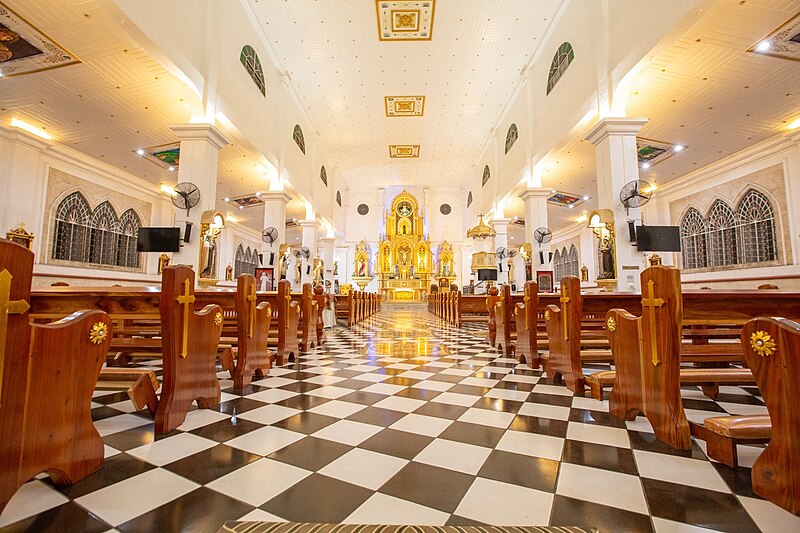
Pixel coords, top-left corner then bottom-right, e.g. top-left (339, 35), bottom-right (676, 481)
top-left (155, 265), bottom-right (224, 434)
top-left (231, 273), bottom-right (272, 389)
top-left (494, 284), bottom-right (516, 356)
top-left (0, 239), bottom-right (112, 514)
top-left (313, 284), bottom-right (328, 346)
top-left (299, 283), bottom-right (319, 352)
top-left (599, 266), bottom-right (756, 451)
top-left (514, 281), bottom-right (540, 367)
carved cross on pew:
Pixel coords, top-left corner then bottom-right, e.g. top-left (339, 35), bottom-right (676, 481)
top-left (523, 295), bottom-right (531, 330)
top-left (246, 289), bottom-right (257, 338)
top-left (559, 286), bottom-right (570, 341)
top-left (175, 278), bottom-right (196, 358)
top-left (0, 269), bottom-right (30, 406)
top-left (641, 279), bottom-right (664, 366)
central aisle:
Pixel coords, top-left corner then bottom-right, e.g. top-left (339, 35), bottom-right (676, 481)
top-left (3, 309), bottom-right (787, 532)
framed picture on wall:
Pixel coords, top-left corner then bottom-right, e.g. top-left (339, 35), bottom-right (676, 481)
top-left (536, 271), bottom-right (554, 293)
top-left (255, 268), bottom-right (274, 291)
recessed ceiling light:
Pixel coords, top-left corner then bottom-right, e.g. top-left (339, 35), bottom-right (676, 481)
top-left (673, 145), bottom-right (685, 152)
top-left (168, 165), bottom-right (175, 172)
top-left (756, 40), bottom-right (771, 52)
top-left (224, 197), bottom-right (230, 202)
top-left (239, 205), bottom-right (244, 210)
top-left (568, 204), bottom-right (574, 209)
top-left (582, 195), bottom-right (590, 201)
top-left (642, 162), bottom-right (650, 169)
top-left (136, 148), bottom-right (145, 155)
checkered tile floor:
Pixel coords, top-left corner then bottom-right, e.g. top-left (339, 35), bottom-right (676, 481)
top-left (2, 308), bottom-right (797, 532)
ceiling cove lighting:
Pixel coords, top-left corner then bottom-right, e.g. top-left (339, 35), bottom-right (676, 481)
top-left (673, 145), bottom-right (685, 152)
top-left (755, 40), bottom-right (772, 52)
top-left (160, 184), bottom-right (178, 197)
top-left (10, 118), bottom-right (52, 140)
top-left (788, 118), bottom-right (800, 130)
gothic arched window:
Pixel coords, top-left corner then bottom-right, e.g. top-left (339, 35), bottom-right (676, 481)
top-left (467, 191), bottom-right (473, 207)
top-left (88, 201), bottom-right (120, 266)
top-left (117, 209), bottom-right (141, 268)
top-left (320, 166), bottom-right (328, 186)
top-left (567, 244), bottom-right (579, 278)
top-left (546, 42), bottom-right (575, 95)
top-left (553, 249), bottom-right (563, 281)
top-left (505, 124), bottom-right (518, 154)
top-left (239, 45), bottom-right (266, 96)
top-left (736, 189), bottom-right (777, 264)
top-left (293, 124), bottom-right (305, 154)
top-left (708, 200), bottom-right (737, 267)
top-left (234, 244), bottom-right (246, 277)
top-left (680, 208), bottom-right (708, 270)
top-left (53, 192), bottom-right (91, 262)
top-left (482, 165), bottom-right (490, 187)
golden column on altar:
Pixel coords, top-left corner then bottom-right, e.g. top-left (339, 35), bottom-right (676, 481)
top-left (436, 241), bottom-right (457, 291)
top-left (377, 191), bottom-right (433, 301)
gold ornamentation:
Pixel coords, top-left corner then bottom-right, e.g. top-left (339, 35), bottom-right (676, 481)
top-left (544, 310), bottom-right (551, 321)
top-left (641, 279), bottom-right (664, 366)
top-left (750, 331), bottom-right (776, 357)
top-left (214, 312), bottom-right (223, 327)
top-left (0, 269), bottom-right (31, 406)
top-left (607, 316), bottom-right (617, 332)
top-left (175, 278), bottom-right (196, 358)
top-left (89, 322), bottom-right (108, 344)
top-left (559, 286), bottom-right (571, 341)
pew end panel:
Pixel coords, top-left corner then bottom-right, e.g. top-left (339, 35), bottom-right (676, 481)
top-left (234, 274), bottom-right (273, 389)
top-left (605, 308), bottom-right (643, 419)
top-left (740, 317), bottom-right (800, 515)
top-left (155, 266), bottom-right (223, 435)
top-left (543, 277), bottom-right (584, 395)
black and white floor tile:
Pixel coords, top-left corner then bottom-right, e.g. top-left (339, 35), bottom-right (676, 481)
top-left (1, 307), bottom-right (797, 532)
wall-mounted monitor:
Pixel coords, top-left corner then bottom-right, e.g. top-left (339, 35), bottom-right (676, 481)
top-left (477, 268), bottom-right (498, 281)
top-left (137, 227), bottom-right (181, 253)
top-left (636, 225), bottom-right (681, 252)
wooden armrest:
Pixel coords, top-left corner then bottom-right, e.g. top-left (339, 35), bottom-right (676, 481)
top-left (703, 414), bottom-right (771, 439)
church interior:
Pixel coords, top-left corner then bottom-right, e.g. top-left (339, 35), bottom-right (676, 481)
top-left (1, 0), bottom-right (799, 531)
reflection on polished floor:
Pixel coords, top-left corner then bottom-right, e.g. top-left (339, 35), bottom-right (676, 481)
top-left (0, 309), bottom-right (795, 532)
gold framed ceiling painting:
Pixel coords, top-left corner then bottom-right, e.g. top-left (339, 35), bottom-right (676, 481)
top-left (376, 1), bottom-right (435, 41)
top-left (0, 2), bottom-right (80, 78)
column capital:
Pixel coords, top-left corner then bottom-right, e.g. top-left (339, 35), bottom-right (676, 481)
top-left (319, 236), bottom-right (336, 244)
top-left (491, 218), bottom-right (511, 232)
top-left (298, 219), bottom-right (318, 229)
top-left (170, 123), bottom-right (229, 150)
top-left (519, 187), bottom-right (551, 202)
top-left (584, 117), bottom-right (649, 146)
top-left (259, 191), bottom-right (292, 204)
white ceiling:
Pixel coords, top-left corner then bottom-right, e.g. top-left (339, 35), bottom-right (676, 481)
top-left (248, 0), bottom-right (564, 189)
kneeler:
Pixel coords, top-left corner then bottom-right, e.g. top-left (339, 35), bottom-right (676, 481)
top-left (606, 265), bottom-right (691, 450)
top-left (544, 276), bottom-right (585, 394)
top-left (155, 265), bottom-right (223, 434)
top-left (0, 239), bottom-right (111, 514)
top-left (514, 281), bottom-right (539, 368)
top-left (741, 317), bottom-right (800, 515)
top-left (232, 273), bottom-right (272, 389)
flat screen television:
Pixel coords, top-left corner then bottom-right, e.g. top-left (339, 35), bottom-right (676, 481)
top-left (477, 268), bottom-right (498, 281)
top-left (636, 225), bottom-right (681, 252)
top-left (137, 227), bottom-right (181, 252)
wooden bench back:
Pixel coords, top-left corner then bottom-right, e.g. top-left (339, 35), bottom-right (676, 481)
top-left (514, 281), bottom-right (539, 366)
top-left (741, 317), bottom-right (800, 514)
top-left (544, 276), bottom-right (584, 392)
top-left (233, 273), bottom-right (272, 389)
top-left (0, 239), bottom-right (111, 513)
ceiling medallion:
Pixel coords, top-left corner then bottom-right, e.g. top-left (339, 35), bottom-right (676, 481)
top-left (226, 194), bottom-right (264, 209)
top-left (547, 191), bottom-right (585, 208)
top-left (376, 1), bottom-right (436, 41)
top-left (141, 142), bottom-right (180, 170)
top-left (748, 12), bottom-right (800, 62)
top-left (637, 138), bottom-right (685, 167)
top-left (385, 96), bottom-right (425, 117)
top-left (389, 145), bottom-right (420, 158)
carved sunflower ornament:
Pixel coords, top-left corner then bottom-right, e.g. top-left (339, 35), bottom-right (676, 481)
top-left (89, 322), bottom-right (108, 344)
top-left (749, 331), bottom-right (776, 357)
top-left (544, 310), bottom-right (551, 321)
top-left (607, 316), bottom-right (617, 332)
top-left (214, 312), bottom-right (224, 327)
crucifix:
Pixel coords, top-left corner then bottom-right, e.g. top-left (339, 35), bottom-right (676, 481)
top-left (175, 278), bottom-right (196, 358)
top-left (559, 286), bottom-right (571, 341)
top-left (0, 269), bottom-right (31, 406)
top-left (246, 289), bottom-right (257, 338)
top-left (641, 279), bottom-right (664, 366)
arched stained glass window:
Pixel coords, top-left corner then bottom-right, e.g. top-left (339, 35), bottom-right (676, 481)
top-left (553, 249), bottom-right (563, 281)
top-left (320, 166), bottom-right (328, 186)
top-left (708, 200), bottom-right (737, 267)
top-left (546, 42), bottom-right (575, 95)
top-left (680, 208), bottom-right (708, 270)
top-left (117, 209), bottom-right (141, 268)
top-left (567, 244), bottom-right (579, 278)
top-left (53, 192), bottom-right (91, 262)
top-left (505, 124), bottom-right (518, 154)
top-left (736, 189), bottom-right (777, 264)
top-left (467, 191), bottom-right (473, 208)
top-left (240, 45), bottom-right (266, 96)
top-left (336, 190), bottom-right (342, 207)
top-left (293, 124), bottom-right (305, 154)
top-left (482, 165), bottom-right (490, 187)
top-left (88, 201), bottom-right (119, 266)
top-left (234, 244), bottom-right (246, 277)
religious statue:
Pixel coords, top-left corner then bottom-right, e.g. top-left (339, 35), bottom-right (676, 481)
top-left (580, 265), bottom-right (589, 282)
top-left (198, 211), bottom-right (224, 282)
top-left (200, 233), bottom-right (217, 278)
top-left (599, 236), bottom-right (614, 279)
top-left (225, 264), bottom-right (233, 281)
top-left (158, 253), bottom-right (170, 274)
top-left (357, 258), bottom-right (366, 276)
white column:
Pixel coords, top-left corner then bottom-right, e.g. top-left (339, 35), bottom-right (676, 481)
top-left (299, 219), bottom-right (317, 287)
top-left (585, 117), bottom-right (648, 291)
top-left (492, 218), bottom-right (511, 285)
top-left (169, 123), bottom-right (228, 272)
top-left (319, 236), bottom-right (336, 288)
top-left (260, 191), bottom-right (291, 268)
top-left (0, 129), bottom-right (50, 258)
top-left (519, 187), bottom-right (552, 274)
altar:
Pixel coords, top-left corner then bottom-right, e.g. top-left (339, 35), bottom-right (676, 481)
top-left (377, 191), bottom-right (433, 302)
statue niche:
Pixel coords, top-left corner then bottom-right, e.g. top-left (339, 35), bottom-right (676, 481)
top-left (376, 191), bottom-right (433, 302)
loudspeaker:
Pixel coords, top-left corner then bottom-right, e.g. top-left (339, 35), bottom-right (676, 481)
top-left (258, 253), bottom-right (264, 266)
top-left (306, 265), bottom-right (311, 275)
top-left (628, 221), bottom-right (637, 243)
top-left (267, 252), bottom-right (275, 266)
top-left (183, 222), bottom-right (193, 243)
